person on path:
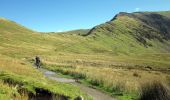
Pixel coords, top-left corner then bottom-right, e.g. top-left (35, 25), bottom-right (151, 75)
top-left (35, 56), bottom-right (41, 68)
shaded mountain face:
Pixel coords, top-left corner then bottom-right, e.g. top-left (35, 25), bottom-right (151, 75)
top-left (0, 11), bottom-right (170, 55)
top-left (113, 12), bottom-right (170, 39)
top-left (86, 11), bottom-right (170, 49)
top-left (87, 12), bottom-right (170, 39)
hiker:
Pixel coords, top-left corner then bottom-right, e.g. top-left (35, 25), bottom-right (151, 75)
top-left (35, 56), bottom-right (41, 68)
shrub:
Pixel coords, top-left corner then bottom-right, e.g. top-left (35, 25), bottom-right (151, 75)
top-left (133, 72), bottom-right (141, 77)
top-left (139, 81), bottom-right (170, 100)
top-left (105, 82), bottom-right (125, 96)
top-left (89, 79), bottom-right (100, 86)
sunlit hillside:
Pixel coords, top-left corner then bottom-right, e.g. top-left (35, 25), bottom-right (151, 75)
top-left (0, 11), bottom-right (170, 100)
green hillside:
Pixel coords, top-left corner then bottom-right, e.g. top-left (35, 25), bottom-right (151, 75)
top-left (0, 11), bottom-right (170, 100)
top-left (53, 29), bottom-right (90, 36)
top-left (0, 18), bottom-right (90, 100)
top-left (86, 11), bottom-right (170, 54)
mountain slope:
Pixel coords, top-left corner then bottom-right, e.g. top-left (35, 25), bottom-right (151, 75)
top-left (88, 11), bottom-right (170, 38)
top-left (1, 11), bottom-right (170, 56)
top-left (85, 11), bottom-right (170, 54)
top-left (113, 12), bottom-right (170, 39)
top-left (0, 18), bottom-right (90, 99)
top-left (0, 11), bottom-right (170, 100)
top-left (54, 29), bottom-right (90, 36)
top-left (0, 18), bottom-right (34, 34)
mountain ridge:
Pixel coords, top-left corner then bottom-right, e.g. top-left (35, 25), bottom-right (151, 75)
top-left (0, 11), bottom-right (170, 100)
top-left (87, 11), bottom-right (170, 37)
top-left (1, 11), bottom-right (170, 55)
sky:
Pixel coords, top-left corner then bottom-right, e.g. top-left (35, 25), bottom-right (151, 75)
top-left (0, 0), bottom-right (170, 32)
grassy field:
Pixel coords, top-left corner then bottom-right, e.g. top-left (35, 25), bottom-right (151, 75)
top-left (0, 54), bottom-right (91, 100)
top-left (0, 11), bottom-right (170, 100)
top-left (0, 18), bottom-right (92, 100)
top-left (42, 55), bottom-right (170, 100)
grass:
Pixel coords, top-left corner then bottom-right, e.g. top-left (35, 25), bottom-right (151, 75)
top-left (0, 81), bottom-right (20, 100)
top-left (139, 81), bottom-right (170, 100)
top-left (43, 63), bottom-right (170, 100)
top-left (0, 55), bottom-right (91, 100)
top-left (0, 71), bottom-right (91, 99)
top-left (0, 11), bottom-right (170, 100)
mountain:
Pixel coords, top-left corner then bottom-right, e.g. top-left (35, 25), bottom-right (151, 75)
top-left (87, 11), bottom-right (170, 38)
top-left (0, 18), bottom-right (34, 34)
top-left (84, 11), bottom-right (170, 54)
top-left (0, 11), bottom-right (170, 100)
top-left (1, 11), bottom-right (170, 56)
top-left (0, 18), bottom-right (88, 99)
top-left (55, 29), bottom-right (90, 36)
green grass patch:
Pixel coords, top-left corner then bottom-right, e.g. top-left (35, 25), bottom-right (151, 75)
top-left (43, 64), bottom-right (139, 100)
top-left (0, 71), bottom-right (91, 100)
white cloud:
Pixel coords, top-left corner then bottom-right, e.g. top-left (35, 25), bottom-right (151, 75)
top-left (135, 8), bottom-right (140, 12)
top-left (56, 30), bottom-right (63, 32)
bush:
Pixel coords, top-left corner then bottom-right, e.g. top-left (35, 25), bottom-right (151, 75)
top-left (70, 72), bottom-right (86, 79)
top-left (133, 72), bottom-right (141, 77)
top-left (140, 81), bottom-right (170, 100)
top-left (89, 79), bottom-right (100, 86)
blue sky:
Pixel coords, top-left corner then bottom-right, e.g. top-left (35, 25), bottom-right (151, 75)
top-left (0, 0), bottom-right (170, 32)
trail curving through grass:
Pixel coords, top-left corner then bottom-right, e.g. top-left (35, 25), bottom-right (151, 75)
top-left (39, 68), bottom-right (115, 100)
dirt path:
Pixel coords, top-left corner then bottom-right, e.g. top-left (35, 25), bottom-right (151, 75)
top-left (39, 69), bottom-right (115, 100)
